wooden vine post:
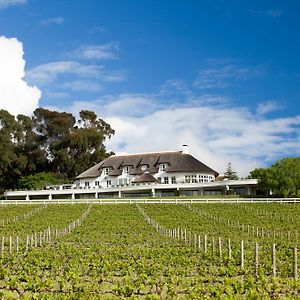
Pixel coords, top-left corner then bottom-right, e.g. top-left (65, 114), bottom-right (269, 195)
top-left (255, 242), bottom-right (259, 276)
top-left (1, 237), bottom-right (4, 256)
top-left (272, 243), bottom-right (276, 277)
top-left (241, 240), bottom-right (244, 269)
top-left (228, 239), bottom-right (231, 259)
top-left (294, 247), bottom-right (298, 280)
top-left (218, 237), bottom-right (222, 258)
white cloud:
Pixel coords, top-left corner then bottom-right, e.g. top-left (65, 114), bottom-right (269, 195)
top-left (250, 9), bottom-right (282, 19)
top-left (266, 10), bottom-right (282, 18)
top-left (41, 17), bottom-right (65, 26)
top-left (26, 60), bottom-right (126, 87)
top-left (256, 100), bottom-right (282, 115)
top-left (60, 80), bottom-right (103, 92)
top-left (0, 36), bottom-right (41, 116)
top-left (0, 0), bottom-right (26, 9)
top-left (59, 93), bottom-right (300, 177)
top-left (26, 61), bottom-right (103, 85)
top-left (88, 26), bottom-right (107, 34)
top-left (194, 59), bottom-right (263, 89)
top-left (72, 42), bottom-right (119, 60)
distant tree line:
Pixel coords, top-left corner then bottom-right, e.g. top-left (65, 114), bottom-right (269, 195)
top-left (0, 108), bottom-right (114, 193)
top-left (249, 158), bottom-right (300, 197)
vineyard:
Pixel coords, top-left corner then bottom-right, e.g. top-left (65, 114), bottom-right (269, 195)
top-left (0, 203), bottom-right (299, 299)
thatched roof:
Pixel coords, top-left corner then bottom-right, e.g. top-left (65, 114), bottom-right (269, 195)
top-left (76, 151), bottom-right (219, 179)
top-left (132, 172), bottom-right (158, 183)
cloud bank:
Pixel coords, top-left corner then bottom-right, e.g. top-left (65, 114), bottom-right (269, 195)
top-left (0, 0), bottom-right (26, 9)
top-left (62, 93), bottom-right (300, 177)
top-left (0, 36), bottom-right (41, 116)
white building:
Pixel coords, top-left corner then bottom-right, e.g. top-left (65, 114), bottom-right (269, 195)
top-left (75, 145), bottom-right (218, 189)
top-left (4, 146), bottom-right (258, 200)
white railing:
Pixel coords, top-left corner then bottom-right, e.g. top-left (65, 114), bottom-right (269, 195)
top-left (0, 197), bottom-right (300, 205)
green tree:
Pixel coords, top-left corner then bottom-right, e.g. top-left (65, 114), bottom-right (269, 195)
top-left (0, 109), bottom-right (18, 191)
top-left (18, 172), bottom-right (64, 190)
top-left (0, 107), bottom-right (115, 192)
top-left (250, 157), bottom-right (300, 197)
top-left (224, 162), bottom-right (239, 180)
top-left (32, 108), bottom-right (114, 179)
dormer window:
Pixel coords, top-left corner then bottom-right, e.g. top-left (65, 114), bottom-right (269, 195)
top-left (123, 166), bottom-right (132, 174)
top-left (140, 165), bottom-right (148, 171)
top-left (102, 168), bottom-right (110, 176)
top-left (159, 163), bottom-right (167, 172)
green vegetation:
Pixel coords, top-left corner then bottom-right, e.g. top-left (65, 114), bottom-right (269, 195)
top-left (224, 162), bottom-right (239, 180)
top-left (0, 203), bottom-right (299, 298)
top-left (0, 108), bottom-right (114, 193)
top-left (17, 172), bottom-right (64, 190)
top-left (250, 157), bottom-right (300, 197)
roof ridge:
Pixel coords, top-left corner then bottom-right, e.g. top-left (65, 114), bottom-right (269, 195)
top-left (110, 150), bottom-right (182, 157)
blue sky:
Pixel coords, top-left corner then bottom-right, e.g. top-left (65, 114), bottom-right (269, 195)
top-left (0, 0), bottom-right (300, 176)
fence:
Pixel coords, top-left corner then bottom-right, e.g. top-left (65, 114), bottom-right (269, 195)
top-left (136, 203), bottom-right (299, 280)
top-left (1, 197), bottom-right (300, 205)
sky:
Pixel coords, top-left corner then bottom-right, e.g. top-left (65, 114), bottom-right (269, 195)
top-left (0, 0), bottom-right (300, 177)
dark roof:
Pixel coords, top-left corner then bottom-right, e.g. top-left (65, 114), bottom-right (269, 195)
top-left (108, 168), bottom-right (122, 176)
top-left (132, 172), bottom-right (158, 183)
top-left (75, 161), bottom-right (104, 179)
top-left (76, 151), bottom-right (219, 179)
top-left (167, 153), bottom-right (219, 177)
top-left (129, 167), bottom-right (144, 175)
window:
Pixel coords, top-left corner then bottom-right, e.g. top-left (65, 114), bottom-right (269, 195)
top-left (157, 177), bottom-right (161, 183)
top-left (95, 181), bottom-right (100, 186)
top-left (103, 168), bottom-right (109, 175)
top-left (106, 180), bottom-right (111, 187)
top-left (85, 182), bottom-right (89, 187)
top-left (159, 164), bottom-right (167, 172)
top-left (163, 177), bottom-right (169, 184)
top-left (191, 175), bottom-right (197, 183)
top-left (141, 165), bottom-right (147, 171)
top-left (185, 175), bottom-right (191, 183)
top-left (171, 176), bottom-right (176, 184)
top-left (186, 175), bottom-right (197, 183)
top-left (123, 166), bottom-right (131, 174)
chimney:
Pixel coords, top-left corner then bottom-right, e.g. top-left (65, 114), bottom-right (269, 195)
top-left (182, 144), bottom-right (189, 154)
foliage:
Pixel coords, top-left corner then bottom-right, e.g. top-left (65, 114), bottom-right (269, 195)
top-left (17, 172), bottom-right (64, 190)
top-left (224, 162), bottom-right (239, 180)
top-left (250, 157), bottom-right (300, 197)
top-left (0, 108), bottom-right (114, 192)
top-left (0, 203), bottom-right (299, 298)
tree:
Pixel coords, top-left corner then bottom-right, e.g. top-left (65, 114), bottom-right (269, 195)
top-left (249, 157), bottom-right (300, 197)
top-left (0, 107), bottom-right (115, 192)
top-left (18, 172), bottom-right (64, 190)
top-left (0, 109), bottom-right (18, 191)
top-left (31, 108), bottom-right (114, 179)
top-left (224, 162), bottom-right (239, 180)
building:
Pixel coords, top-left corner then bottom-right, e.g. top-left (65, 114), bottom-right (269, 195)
top-left (75, 145), bottom-right (218, 189)
top-left (4, 145), bottom-right (258, 200)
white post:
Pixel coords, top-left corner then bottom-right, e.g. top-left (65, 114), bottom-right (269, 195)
top-left (294, 248), bottom-right (298, 281)
top-left (1, 237), bottom-right (4, 256)
top-left (272, 243), bottom-right (276, 277)
top-left (241, 240), bottom-right (244, 269)
top-left (255, 242), bottom-right (259, 276)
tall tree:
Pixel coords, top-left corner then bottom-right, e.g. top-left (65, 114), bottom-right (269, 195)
top-left (0, 107), bottom-right (115, 193)
top-left (224, 162), bottom-right (239, 180)
top-left (250, 157), bottom-right (300, 197)
top-left (0, 110), bottom-right (18, 190)
top-left (33, 108), bottom-right (114, 179)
